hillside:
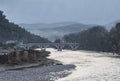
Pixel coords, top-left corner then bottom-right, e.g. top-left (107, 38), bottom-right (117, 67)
top-left (19, 22), bottom-right (77, 29)
top-left (0, 10), bottom-right (49, 43)
top-left (20, 23), bottom-right (92, 41)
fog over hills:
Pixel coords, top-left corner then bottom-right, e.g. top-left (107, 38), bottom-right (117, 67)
top-left (19, 22), bottom-right (93, 41)
top-left (19, 22), bottom-right (77, 29)
top-left (19, 20), bottom-right (120, 41)
top-left (105, 20), bottom-right (120, 30)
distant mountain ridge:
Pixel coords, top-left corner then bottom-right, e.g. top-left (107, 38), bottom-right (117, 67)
top-left (20, 20), bottom-right (120, 41)
top-left (19, 22), bottom-right (78, 29)
top-left (20, 22), bottom-right (93, 41)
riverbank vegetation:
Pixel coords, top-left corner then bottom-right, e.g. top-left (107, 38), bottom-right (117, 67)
top-left (63, 23), bottom-right (120, 55)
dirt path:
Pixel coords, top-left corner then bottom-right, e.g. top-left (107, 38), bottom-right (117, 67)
top-left (48, 49), bottom-right (120, 81)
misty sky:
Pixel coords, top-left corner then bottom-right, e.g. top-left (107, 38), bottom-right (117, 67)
top-left (0, 0), bottom-right (120, 25)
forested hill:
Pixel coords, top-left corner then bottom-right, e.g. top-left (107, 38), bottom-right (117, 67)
top-left (0, 10), bottom-right (49, 43)
top-left (63, 23), bottom-right (120, 54)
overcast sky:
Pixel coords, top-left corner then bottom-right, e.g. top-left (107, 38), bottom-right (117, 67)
top-left (0, 0), bottom-right (120, 25)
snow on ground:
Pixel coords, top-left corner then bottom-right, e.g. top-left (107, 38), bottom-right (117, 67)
top-left (0, 64), bottom-right (75, 81)
top-left (47, 48), bottom-right (120, 81)
top-left (0, 48), bottom-right (120, 81)
top-left (0, 48), bottom-right (75, 81)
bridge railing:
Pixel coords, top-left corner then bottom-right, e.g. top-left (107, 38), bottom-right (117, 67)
top-left (15, 43), bottom-right (80, 51)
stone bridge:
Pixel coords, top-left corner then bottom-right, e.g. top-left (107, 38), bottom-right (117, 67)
top-left (16, 43), bottom-right (80, 51)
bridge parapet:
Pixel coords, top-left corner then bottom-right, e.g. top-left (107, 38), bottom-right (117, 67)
top-left (15, 43), bottom-right (80, 51)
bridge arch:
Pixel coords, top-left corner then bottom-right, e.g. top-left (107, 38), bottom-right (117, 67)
top-left (15, 43), bottom-right (80, 51)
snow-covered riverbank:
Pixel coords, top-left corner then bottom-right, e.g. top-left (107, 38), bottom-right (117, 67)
top-left (48, 49), bottom-right (120, 81)
top-left (0, 64), bottom-right (75, 81)
top-left (0, 48), bottom-right (120, 81)
top-left (0, 49), bottom-right (76, 81)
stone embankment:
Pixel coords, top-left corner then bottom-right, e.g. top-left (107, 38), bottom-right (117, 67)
top-left (0, 49), bottom-right (63, 72)
top-left (0, 49), bottom-right (50, 64)
top-left (0, 49), bottom-right (76, 81)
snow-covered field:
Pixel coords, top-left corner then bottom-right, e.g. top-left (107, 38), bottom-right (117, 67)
top-left (0, 48), bottom-right (120, 81)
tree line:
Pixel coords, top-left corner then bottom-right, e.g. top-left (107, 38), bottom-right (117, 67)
top-left (63, 23), bottom-right (120, 55)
